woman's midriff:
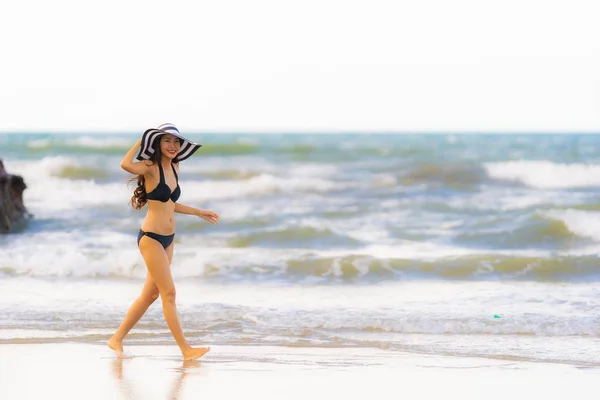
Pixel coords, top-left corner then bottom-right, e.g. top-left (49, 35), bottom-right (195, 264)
top-left (141, 201), bottom-right (176, 235)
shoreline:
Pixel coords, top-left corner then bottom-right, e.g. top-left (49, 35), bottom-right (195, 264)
top-left (1, 338), bottom-right (598, 368)
top-left (0, 343), bottom-right (596, 400)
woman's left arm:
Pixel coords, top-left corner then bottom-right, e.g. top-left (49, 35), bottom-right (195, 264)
top-left (174, 203), bottom-right (220, 224)
top-left (172, 164), bottom-right (220, 224)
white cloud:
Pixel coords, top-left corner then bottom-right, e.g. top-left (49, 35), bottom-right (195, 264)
top-left (1, 0), bottom-right (599, 132)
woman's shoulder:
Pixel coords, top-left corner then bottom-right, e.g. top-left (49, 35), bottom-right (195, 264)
top-left (142, 160), bottom-right (157, 176)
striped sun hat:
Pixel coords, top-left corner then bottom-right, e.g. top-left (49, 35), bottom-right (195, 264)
top-left (136, 123), bottom-right (202, 162)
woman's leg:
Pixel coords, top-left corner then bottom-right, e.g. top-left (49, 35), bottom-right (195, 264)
top-left (138, 236), bottom-right (209, 360)
top-left (108, 273), bottom-right (160, 356)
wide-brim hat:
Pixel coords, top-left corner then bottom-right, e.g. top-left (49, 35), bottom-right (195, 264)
top-left (136, 123), bottom-right (202, 162)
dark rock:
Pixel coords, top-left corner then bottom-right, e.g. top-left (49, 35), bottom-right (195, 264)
top-left (0, 159), bottom-right (31, 233)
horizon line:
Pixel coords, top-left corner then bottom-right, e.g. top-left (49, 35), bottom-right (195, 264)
top-left (1, 129), bottom-right (600, 135)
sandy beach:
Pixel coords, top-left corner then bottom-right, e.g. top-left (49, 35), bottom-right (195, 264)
top-left (0, 343), bottom-right (595, 400)
top-left (3, 134), bottom-right (600, 399)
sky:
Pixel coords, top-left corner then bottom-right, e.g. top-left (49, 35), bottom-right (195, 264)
top-left (1, 0), bottom-right (599, 133)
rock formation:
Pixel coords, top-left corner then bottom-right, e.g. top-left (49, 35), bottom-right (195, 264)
top-left (0, 160), bottom-right (30, 233)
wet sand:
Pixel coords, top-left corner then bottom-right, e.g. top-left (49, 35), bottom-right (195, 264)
top-left (0, 343), bottom-right (595, 400)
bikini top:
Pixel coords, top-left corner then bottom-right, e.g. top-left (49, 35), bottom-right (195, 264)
top-left (146, 163), bottom-right (181, 203)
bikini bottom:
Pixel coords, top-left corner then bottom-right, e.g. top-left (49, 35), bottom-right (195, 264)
top-left (137, 229), bottom-right (175, 249)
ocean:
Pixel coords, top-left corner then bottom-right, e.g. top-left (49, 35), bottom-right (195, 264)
top-left (1, 132), bottom-right (600, 365)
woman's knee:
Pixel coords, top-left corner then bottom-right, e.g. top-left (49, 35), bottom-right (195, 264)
top-left (160, 287), bottom-right (177, 303)
top-left (142, 289), bottom-right (160, 304)
top-left (148, 290), bottom-right (160, 303)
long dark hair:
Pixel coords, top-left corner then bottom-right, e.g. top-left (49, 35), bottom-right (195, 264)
top-left (129, 139), bottom-right (163, 209)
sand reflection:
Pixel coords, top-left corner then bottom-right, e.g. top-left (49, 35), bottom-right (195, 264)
top-left (111, 356), bottom-right (204, 400)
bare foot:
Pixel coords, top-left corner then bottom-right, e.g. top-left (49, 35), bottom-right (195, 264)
top-left (182, 347), bottom-right (210, 361)
top-left (108, 336), bottom-right (125, 358)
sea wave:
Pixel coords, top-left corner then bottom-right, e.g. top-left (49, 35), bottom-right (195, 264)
top-left (2, 242), bottom-right (599, 282)
top-left (28, 136), bottom-right (132, 150)
top-left (8, 156), bottom-right (114, 181)
top-left (542, 209), bottom-right (600, 241)
top-left (199, 170), bottom-right (264, 180)
top-left (484, 161), bottom-right (600, 189)
top-left (453, 216), bottom-right (576, 249)
top-left (2, 302), bottom-right (599, 340)
top-left (226, 226), bottom-right (360, 248)
top-left (4, 156), bottom-right (349, 215)
top-left (179, 174), bottom-right (350, 202)
top-left (401, 162), bottom-right (485, 189)
top-left (189, 142), bottom-right (260, 156)
top-left (7, 157), bottom-right (129, 213)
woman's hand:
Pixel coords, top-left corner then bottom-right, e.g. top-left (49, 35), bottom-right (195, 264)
top-left (197, 209), bottom-right (220, 224)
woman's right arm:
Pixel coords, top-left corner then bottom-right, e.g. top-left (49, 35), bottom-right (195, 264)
top-left (120, 139), bottom-right (152, 175)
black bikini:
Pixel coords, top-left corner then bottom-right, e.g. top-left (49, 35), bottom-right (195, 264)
top-left (146, 162), bottom-right (181, 203)
top-left (137, 163), bottom-right (180, 249)
top-left (137, 230), bottom-right (174, 249)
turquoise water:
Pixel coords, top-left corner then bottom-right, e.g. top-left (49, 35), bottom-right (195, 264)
top-left (1, 132), bottom-right (600, 364)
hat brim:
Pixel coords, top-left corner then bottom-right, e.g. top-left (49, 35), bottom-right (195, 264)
top-left (136, 128), bottom-right (202, 162)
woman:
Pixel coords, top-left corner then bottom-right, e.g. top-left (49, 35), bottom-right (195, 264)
top-left (108, 123), bottom-right (219, 360)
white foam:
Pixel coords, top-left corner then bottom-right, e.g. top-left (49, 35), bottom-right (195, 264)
top-left (2, 279), bottom-right (599, 340)
top-left (24, 178), bottom-right (128, 214)
top-left (543, 209), bottom-right (600, 241)
top-left (0, 231), bottom-right (145, 278)
top-left (484, 161), bottom-right (600, 189)
top-left (360, 242), bottom-right (478, 260)
top-left (447, 188), bottom-right (579, 211)
top-left (179, 173), bottom-right (349, 202)
top-left (72, 136), bottom-right (131, 148)
top-left (5, 157), bottom-right (129, 215)
top-left (561, 244), bottom-right (600, 256)
top-left (27, 136), bottom-right (130, 149)
top-left (27, 139), bottom-right (52, 148)
top-left (372, 173), bottom-right (398, 187)
top-left (8, 156), bottom-right (78, 176)
top-left (288, 164), bottom-right (339, 177)
top-left (1, 226), bottom-right (521, 279)
top-left (183, 156), bottom-right (276, 173)
top-left (3, 157), bottom-right (350, 220)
